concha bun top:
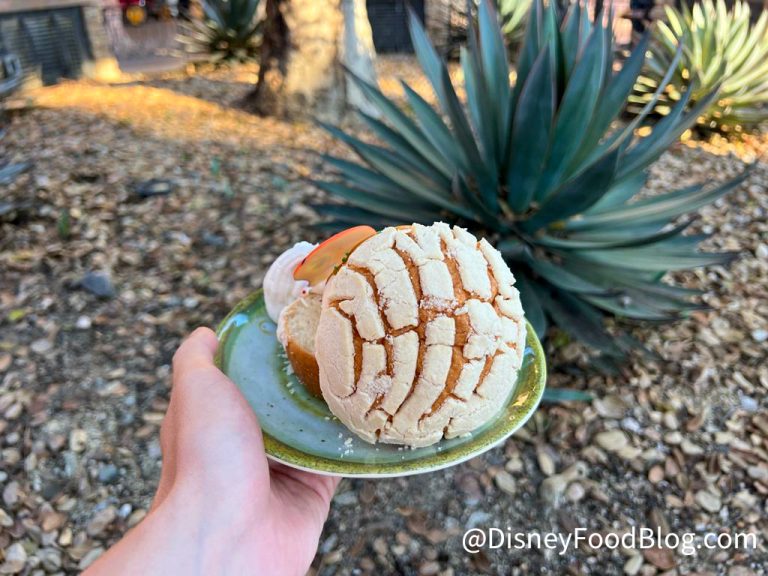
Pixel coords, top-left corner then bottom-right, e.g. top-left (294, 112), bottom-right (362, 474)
top-left (315, 222), bottom-right (526, 447)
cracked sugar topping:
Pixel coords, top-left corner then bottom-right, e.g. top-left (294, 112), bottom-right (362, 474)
top-left (315, 223), bottom-right (527, 448)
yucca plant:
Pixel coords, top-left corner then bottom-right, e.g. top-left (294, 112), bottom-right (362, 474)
top-left (631, 0), bottom-right (768, 133)
top-left (178, 0), bottom-right (263, 63)
top-left (314, 0), bottom-right (747, 369)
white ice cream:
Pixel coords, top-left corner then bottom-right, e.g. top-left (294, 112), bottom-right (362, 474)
top-left (263, 242), bottom-right (317, 325)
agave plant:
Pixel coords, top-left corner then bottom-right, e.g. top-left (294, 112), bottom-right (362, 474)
top-left (498, 0), bottom-right (533, 44)
top-left (314, 0), bottom-right (747, 368)
top-left (178, 0), bottom-right (263, 63)
top-left (448, 0), bottom-right (531, 56)
top-left (631, 0), bottom-right (768, 133)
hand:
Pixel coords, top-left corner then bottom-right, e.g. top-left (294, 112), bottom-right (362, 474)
top-left (86, 327), bottom-right (340, 576)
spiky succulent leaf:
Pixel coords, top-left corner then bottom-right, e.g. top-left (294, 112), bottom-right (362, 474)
top-left (542, 388), bottom-right (593, 402)
top-left (315, 0), bottom-right (748, 365)
top-left (0, 161), bottom-right (30, 185)
top-left (498, 0), bottom-right (534, 44)
top-left (630, 0), bottom-right (768, 133)
top-left (449, 0), bottom-right (533, 58)
top-left (178, 0), bottom-right (262, 63)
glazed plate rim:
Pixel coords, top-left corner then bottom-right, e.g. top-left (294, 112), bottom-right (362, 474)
top-left (215, 289), bottom-right (547, 478)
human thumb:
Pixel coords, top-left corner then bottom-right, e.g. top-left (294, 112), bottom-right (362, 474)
top-left (169, 327), bottom-right (268, 477)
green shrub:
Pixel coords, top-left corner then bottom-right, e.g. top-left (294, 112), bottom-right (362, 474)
top-left (314, 0), bottom-right (746, 368)
top-left (178, 0), bottom-right (263, 63)
top-left (631, 0), bottom-right (768, 134)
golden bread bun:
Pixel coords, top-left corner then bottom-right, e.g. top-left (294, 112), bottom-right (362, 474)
top-left (278, 294), bottom-right (323, 398)
top-left (315, 223), bottom-right (526, 447)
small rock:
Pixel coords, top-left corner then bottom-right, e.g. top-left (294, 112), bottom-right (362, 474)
top-left (643, 547), bottom-right (676, 570)
top-left (40, 506), bottom-right (67, 532)
top-left (76, 316), bottom-right (92, 330)
top-left (69, 429), bottom-right (88, 453)
top-left (2, 482), bottom-right (20, 507)
top-left (4, 403), bottom-right (21, 420)
top-left (40, 479), bottom-right (66, 500)
top-left (595, 395), bottom-right (626, 419)
top-left (0, 542), bottom-right (27, 574)
top-left (561, 462), bottom-right (588, 482)
top-left (58, 528), bottom-right (73, 547)
top-left (0, 508), bottom-right (12, 527)
top-left (30, 339), bottom-right (52, 354)
top-left (695, 490), bottom-right (722, 513)
top-left (624, 554), bottom-right (643, 575)
top-left (419, 561), bottom-right (441, 576)
top-left (132, 178), bottom-right (175, 200)
top-left (621, 417), bottom-right (643, 434)
top-left (566, 482), bottom-right (585, 502)
top-left (663, 431), bottom-right (683, 445)
top-left (714, 431), bottom-right (734, 444)
top-left (494, 470), bottom-right (516, 495)
top-left (680, 439), bottom-right (704, 456)
top-left (732, 490), bottom-right (758, 511)
top-left (47, 434), bottom-right (66, 452)
top-left (747, 465), bottom-right (768, 481)
top-left (595, 430), bottom-right (628, 452)
top-left (541, 474), bottom-right (568, 505)
top-left (728, 567), bottom-right (756, 576)
top-left (0, 353), bottom-right (10, 372)
top-left (323, 550), bottom-right (343, 564)
top-left (456, 472), bottom-right (483, 506)
top-left (127, 509), bottom-right (147, 527)
top-left (79, 272), bottom-right (115, 298)
top-left (537, 447), bottom-right (556, 476)
top-left (321, 534), bottom-right (339, 554)
top-left (649, 508), bottom-right (670, 535)
top-left (98, 463), bottom-right (120, 484)
top-left (648, 465), bottom-right (665, 484)
top-left (78, 547), bottom-right (104, 570)
top-left (740, 395), bottom-right (758, 412)
top-left (118, 503), bottom-right (132, 518)
top-left (37, 549), bottom-right (61, 572)
top-left (751, 329), bottom-right (767, 343)
top-left (201, 231), bottom-right (226, 247)
top-left (618, 445), bottom-right (642, 460)
top-left (662, 412), bottom-right (679, 430)
top-left (466, 510), bottom-right (491, 529)
top-left (35, 174), bottom-right (51, 188)
top-left (504, 456), bottom-right (523, 473)
top-left (86, 506), bottom-right (117, 537)
top-left (333, 491), bottom-right (357, 506)
top-left (368, 536), bottom-right (387, 556)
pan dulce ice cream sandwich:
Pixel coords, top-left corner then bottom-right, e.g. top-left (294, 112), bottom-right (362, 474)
top-left (265, 222), bottom-right (527, 448)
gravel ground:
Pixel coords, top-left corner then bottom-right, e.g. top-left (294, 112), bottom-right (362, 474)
top-left (1, 62), bottom-right (767, 575)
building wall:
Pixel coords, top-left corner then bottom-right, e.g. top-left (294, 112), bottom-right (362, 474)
top-left (81, 1), bottom-right (119, 73)
top-left (366, 0), bottom-right (422, 53)
top-left (0, 0), bottom-right (119, 84)
top-left (367, 0), bottom-right (466, 54)
top-left (0, 0), bottom-right (101, 12)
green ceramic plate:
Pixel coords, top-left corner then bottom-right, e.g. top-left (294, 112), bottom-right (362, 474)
top-left (215, 290), bottom-right (547, 478)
